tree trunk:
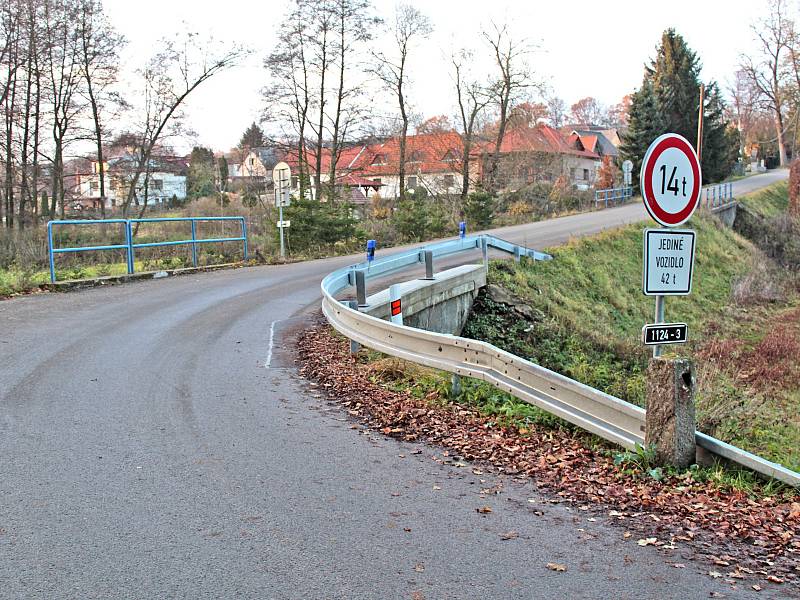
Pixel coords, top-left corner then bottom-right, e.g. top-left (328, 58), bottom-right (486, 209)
top-left (775, 109), bottom-right (788, 166)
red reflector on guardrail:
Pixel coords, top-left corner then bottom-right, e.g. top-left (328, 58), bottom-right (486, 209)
top-left (391, 299), bottom-right (402, 316)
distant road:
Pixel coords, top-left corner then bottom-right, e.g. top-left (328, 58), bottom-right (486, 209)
top-left (0, 170), bottom-right (784, 599)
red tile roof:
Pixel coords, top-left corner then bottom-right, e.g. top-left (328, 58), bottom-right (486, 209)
top-left (488, 123), bottom-right (600, 159)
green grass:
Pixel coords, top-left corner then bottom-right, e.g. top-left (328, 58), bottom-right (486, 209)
top-left (461, 183), bottom-right (800, 473)
top-left (739, 180), bottom-right (788, 218)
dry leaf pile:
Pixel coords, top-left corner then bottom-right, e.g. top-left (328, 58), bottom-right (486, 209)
top-left (298, 323), bottom-right (799, 589)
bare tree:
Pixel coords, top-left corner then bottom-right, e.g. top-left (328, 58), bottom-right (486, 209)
top-left (569, 96), bottom-right (608, 126)
top-left (483, 23), bottom-right (536, 193)
top-left (1, 0), bottom-right (21, 227)
top-left (264, 3), bottom-right (311, 200)
top-left (545, 94), bottom-right (566, 128)
top-left (452, 48), bottom-right (490, 201)
top-left (77, 0), bottom-right (125, 217)
top-left (373, 3), bottom-right (431, 202)
top-left (326, 0), bottom-right (379, 202)
top-left (122, 33), bottom-right (245, 218)
top-left (42, 0), bottom-right (84, 219)
top-left (740, 0), bottom-right (793, 166)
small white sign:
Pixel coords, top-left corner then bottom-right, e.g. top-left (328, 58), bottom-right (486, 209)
top-left (276, 220), bottom-right (291, 228)
top-left (274, 188), bottom-right (290, 207)
top-left (643, 229), bottom-right (696, 295)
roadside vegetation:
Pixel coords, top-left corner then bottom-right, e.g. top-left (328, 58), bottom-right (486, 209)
top-left (337, 182), bottom-right (799, 489)
top-left (0, 184), bottom-right (622, 298)
top-left (459, 181), bottom-right (800, 473)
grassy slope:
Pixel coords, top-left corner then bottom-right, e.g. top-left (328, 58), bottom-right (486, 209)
top-left (463, 182), bottom-right (799, 471)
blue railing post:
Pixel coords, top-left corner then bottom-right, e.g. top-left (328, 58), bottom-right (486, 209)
top-left (241, 218), bottom-right (248, 260)
top-left (47, 221), bottom-right (56, 283)
top-left (190, 219), bottom-right (198, 267)
top-left (126, 220), bottom-right (135, 274)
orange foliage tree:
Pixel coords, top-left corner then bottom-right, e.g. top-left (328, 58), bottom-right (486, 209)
top-left (597, 156), bottom-right (616, 189)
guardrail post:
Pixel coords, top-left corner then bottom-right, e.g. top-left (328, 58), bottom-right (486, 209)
top-left (125, 220), bottom-right (134, 274)
top-left (346, 300), bottom-right (361, 354)
top-left (450, 373), bottom-right (462, 397)
top-left (355, 269), bottom-right (368, 308)
top-left (481, 237), bottom-right (488, 272)
top-left (389, 284), bottom-right (403, 325)
top-left (729, 182), bottom-right (734, 200)
top-left (190, 219), bottom-right (198, 267)
top-left (422, 250), bottom-right (435, 280)
top-left (646, 358), bottom-right (696, 468)
top-left (47, 221), bottom-right (56, 283)
top-left (514, 245), bottom-right (522, 263)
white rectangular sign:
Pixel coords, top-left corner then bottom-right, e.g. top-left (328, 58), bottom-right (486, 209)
top-left (274, 189), bottom-right (291, 208)
top-left (276, 220), bottom-right (291, 228)
top-left (643, 229), bottom-right (696, 295)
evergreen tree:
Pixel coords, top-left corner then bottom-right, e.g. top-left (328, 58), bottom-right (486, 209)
top-left (239, 122), bottom-right (265, 149)
top-left (648, 29), bottom-right (701, 144)
top-left (186, 147), bottom-right (216, 199)
top-left (619, 79), bottom-right (665, 187)
top-left (463, 191), bottom-right (495, 229)
top-left (621, 29), bottom-right (738, 185)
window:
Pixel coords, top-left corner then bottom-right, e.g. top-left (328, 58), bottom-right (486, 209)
top-left (569, 168), bottom-right (576, 180)
top-left (408, 151), bottom-right (422, 163)
top-left (442, 149), bottom-right (458, 162)
top-left (371, 154), bottom-right (386, 166)
top-left (583, 168), bottom-right (589, 180)
top-left (443, 174), bottom-right (455, 187)
top-left (151, 179), bottom-right (163, 191)
top-left (90, 181), bottom-right (99, 192)
top-left (407, 176), bottom-right (418, 189)
top-left (291, 176), bottom-right (299, 189)
top-left (372, 178), bottom-right (381, 185)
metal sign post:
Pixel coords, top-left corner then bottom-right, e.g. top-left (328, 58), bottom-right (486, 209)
top-left (639, 133), bottom-right (702, 357)
top-left (272, 162), bottom-right (292, 258)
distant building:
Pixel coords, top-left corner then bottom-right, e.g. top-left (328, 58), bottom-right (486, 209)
top-left (72, 152), bottom-right (188, 209)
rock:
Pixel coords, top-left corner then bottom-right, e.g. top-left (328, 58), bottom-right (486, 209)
top-left (485, 284), bottom-right (544, 322)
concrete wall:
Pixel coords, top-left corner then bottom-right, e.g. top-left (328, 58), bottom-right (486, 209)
top-left (710, 201), bottom-right (738, 227)
top-left (362, 264), bottom-right (485, 335)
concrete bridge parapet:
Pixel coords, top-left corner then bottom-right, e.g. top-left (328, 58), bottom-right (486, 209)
top-left (362, 264), bottom-right (485, 335)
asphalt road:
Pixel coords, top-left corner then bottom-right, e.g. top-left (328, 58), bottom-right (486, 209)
top-left (0, 171), bottom-right (788, 599)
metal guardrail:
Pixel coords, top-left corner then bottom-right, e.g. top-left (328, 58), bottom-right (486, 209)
top-left (703, 182), bottom-right (734, 209)
top-left (594, 186), bottom-right (633, 208)
top-left (320, 235), bottom-right (800, 487)
top-left (47, 217), bottom-right (248, 283)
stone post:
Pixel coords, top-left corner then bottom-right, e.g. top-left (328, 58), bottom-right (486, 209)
top-left (645, 357), bottom-right (696, 468)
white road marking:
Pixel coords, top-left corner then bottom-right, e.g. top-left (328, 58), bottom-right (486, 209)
top-left (265, 320), bottom-right (277, 368)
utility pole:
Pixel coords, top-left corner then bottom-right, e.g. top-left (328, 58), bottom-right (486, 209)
top-left (696, 84), bottom-right (705, 162)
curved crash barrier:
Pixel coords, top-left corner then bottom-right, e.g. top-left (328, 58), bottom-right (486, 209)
top-left (320, 234), bottom-right (800, 488)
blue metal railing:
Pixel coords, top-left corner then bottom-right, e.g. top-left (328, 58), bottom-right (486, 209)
top-left (594, 186), bottom-right (633, 208)
top-left (704, 182), bottom-right (734, 209)
top-left (47, 216), bottom-right (248, 283)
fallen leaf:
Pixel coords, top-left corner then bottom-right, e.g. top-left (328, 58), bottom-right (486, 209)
top-left (709, 571), bottom-right (722, 578)
top-left (500, 530), bottom-right (519, 540)
top-left (414, 563), bottom-right (425, 573)
top-left (673, 563), bottom-right (686, 569)
top-left (637, 537), bottom-right (657, 546)
top-left (766, 575), bottom-right (783, 584)
top-left (752, 584), bottom-right (762, 591)
top-left (476, 506), bottom-right (492, 514)
top-left (546, 562), bottom-right (567, 572)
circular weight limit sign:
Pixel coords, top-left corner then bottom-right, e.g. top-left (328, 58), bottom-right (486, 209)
top-left (640, 133), bottom-right (702, 227)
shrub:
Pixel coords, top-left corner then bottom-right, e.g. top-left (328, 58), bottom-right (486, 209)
top-left (463, 191), bottom-right (495, 229)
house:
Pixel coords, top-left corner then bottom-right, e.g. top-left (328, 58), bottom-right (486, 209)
top-left (477, 123), bottom-right (602, 191)
top-left (73, 152), bottom-right (188, 209)
top-left (351, 132), bottom-right (465, 199)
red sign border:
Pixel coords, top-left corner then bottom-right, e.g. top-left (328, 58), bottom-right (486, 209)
top-left (641, 133), bottom-right (702, 227)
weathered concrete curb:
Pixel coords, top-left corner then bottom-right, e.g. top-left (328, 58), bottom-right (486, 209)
top-left (40, 262), bottom-right (248, 293)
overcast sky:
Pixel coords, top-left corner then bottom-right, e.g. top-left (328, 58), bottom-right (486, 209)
top-left (104, 0), bottom-right (766, 153)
